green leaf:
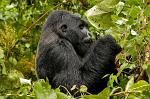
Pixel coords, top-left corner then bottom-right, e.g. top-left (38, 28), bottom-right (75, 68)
top-left (33, 80), bottom-right (57, 99)
top-left (117, 63), bottom-right (128, 77)
top-left (145, 61), bottom-right (150, 83)
top-left (83, 87), bottom-right (110, 99)
top-left (97, 87), bottom-right (110, 99)
top-left (125, 76), bottom-right (134, 91)
top-left (108, 74), bottom-right (118, 87)
top-left (25, 43), bottom-right (30, 48)
top-left (56, 92), bottom-right (70, 99)
top-left (131, 30), bottom-right (137, 36)
top-left (80, 85), bottom-right (88, 92)
top-left (144, 5), bottom-right (150, 17)
top-left (8, 57), bottom-right (17, 65)
top-left (1, 62), bottom-right (6, 75)
top-left (71, 85), bottom-right (77, 91)
top-left (86, 13), bottom-right (114, 29)
top-left (0, 47), bottom-right (4, 59)
top-left (85, 0), bottom-right (120, 29)
top-left (116, 2), bottom-right (124, 15)
top-left (115, 18), bottom-right (128, 25)
top-left (129, 80), bottom-right (149, 92)
top-left (129, 6), bottom-right (141, 19)
top-left (98, 0), bottom-right (120, 12)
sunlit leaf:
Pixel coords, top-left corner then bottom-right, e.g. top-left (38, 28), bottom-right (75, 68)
top-left (1, 62), bottom-right (6, 75)
top-left (8, 57), bottom-right (17, 65)
top-left (20, 78), bottom-right (31, 85)
top-left (80, 85), bottom-right (88, 92)
top-left (116, 2), bottom-right (124, 15)
top-left (115, 18), bottom-right (128, 25)
top-left (25, 43), bottom-right (30, 48)
top-left (131, 30), bottom-right (137, 36)
top-left (71, 85), bottom-right (77, 91)
top-left (129, 80), bottom-right (149, 92)
top-left (33, 80), bottom-right (57, 99)
top-left (56, 92), bottom-right (71, 99)
top-left (97, 87), bottom-right (110, 99)
top-left (85, 0), bottom-right (120, 29)
top-left (125, 76), bottom-right (134, 92)
top-left (0, 47), bottom-right (4, 59)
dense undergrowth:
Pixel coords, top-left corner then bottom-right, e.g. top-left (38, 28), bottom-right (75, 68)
top-left (0, 0), bottom-right (150, 98)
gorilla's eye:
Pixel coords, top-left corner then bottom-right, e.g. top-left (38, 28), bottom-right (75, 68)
top-left (79, 24), bottom-right (84, 29)
top-left (61, 24), bottom-right (67, 32)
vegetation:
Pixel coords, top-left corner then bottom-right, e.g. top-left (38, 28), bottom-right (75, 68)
top-left (0, 0), bottom-right (150, 98)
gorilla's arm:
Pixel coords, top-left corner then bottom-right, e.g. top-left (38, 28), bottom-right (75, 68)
top-left (83, 35), bottom-right (121, 75)
top-left (81, 35), bottom-right (121, 92)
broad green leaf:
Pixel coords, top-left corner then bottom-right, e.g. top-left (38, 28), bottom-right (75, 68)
top-left (85, 0), bottom-right (120, 29)
top-left (97, 0), bottom-right (120, 12)
top-left (86, 5), bottom-right (108, 16)
top-left (128, 94), bottom-right (142, 99)
top-left (116, 2), bottom-right (124, 15)
top-left (83, 87), bottom-right (110, 99)
top-left (129, 80), bottom-right (149, 92)
top-left (97, 87), bottom-right (110, 99)
top-left (86, 13), bottom-right (113, 29)
top-left (125, 76), bottom-right (134, 92)
top-left (33, 80), bottom-right (57, 99)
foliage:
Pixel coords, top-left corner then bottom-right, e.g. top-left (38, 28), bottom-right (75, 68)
top-left (0, 0), bottom-right (150, 99)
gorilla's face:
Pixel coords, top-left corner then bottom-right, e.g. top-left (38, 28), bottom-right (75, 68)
top-left (57, 14), bottom-right (93, 46)
top-left (57, 14), bottom-right (93, 56)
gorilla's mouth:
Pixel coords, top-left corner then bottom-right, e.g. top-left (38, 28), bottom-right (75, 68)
top-left (83, 38), bottom-right (93, 44)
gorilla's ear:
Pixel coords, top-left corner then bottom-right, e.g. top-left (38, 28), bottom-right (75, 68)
top-left (60, 24), bottom-right (67, 32)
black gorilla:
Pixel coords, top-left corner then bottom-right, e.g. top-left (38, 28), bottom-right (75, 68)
top-left (36, 10), bottom-right (121, 94)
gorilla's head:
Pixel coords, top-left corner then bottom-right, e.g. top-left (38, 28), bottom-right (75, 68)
top-left (44, 10), bottom-right (93, 56)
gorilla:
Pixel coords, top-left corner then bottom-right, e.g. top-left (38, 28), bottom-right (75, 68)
top-left (36, 10), bottom-right (121, 95)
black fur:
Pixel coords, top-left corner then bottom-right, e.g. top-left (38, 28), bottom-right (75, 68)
top-left (36, 10), bottom-right (121, 94)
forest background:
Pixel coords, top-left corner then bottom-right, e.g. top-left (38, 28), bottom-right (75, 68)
top-left (1, 0), bottom-right (150, 99)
